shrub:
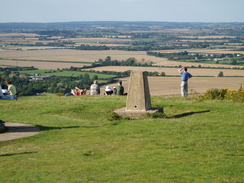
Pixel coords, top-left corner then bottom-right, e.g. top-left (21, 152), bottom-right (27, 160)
top-left (202, 88), bottom-right (228, 100)
top-left (199, 85), bottom-right (244, 102)
top-left (56, 93), bottom-right (64, 96)
top-left (218, 71), bottom-right (224, 77)
top-left (224, 85), bottom-right (244, 102)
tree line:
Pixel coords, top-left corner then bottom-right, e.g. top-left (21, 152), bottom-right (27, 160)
top-left (0, 71), bottom-right (115, 96)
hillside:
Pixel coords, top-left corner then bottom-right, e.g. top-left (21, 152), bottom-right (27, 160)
top-left (0, 95), bottom-right (244, 182)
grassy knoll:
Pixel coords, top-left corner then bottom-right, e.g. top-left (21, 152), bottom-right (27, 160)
top-left (0, 95), bottom-right (243, 182)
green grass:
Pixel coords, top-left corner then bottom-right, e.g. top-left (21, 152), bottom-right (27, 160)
top-left (1, 70), bottom-right (116, 79)
top-left (0, 96), bottom-right (244, 182)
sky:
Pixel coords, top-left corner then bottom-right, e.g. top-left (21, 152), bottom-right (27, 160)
top-left (0, 0), bottom-right (244, 23)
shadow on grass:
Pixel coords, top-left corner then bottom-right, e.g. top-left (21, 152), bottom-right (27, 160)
top-left (0, 151), bottom-right (37, 157)
top-left (168, 110), bottom-right (210, 118)
top-left (37, 125), bottom-right (100, 131)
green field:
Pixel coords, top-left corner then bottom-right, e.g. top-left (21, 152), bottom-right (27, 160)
top-left (0, 95), bottom-right (243, 182)
top-left (1, 70), bottom-right (116, 79)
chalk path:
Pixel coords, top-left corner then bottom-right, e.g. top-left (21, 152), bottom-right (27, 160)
top-left (0, 122), bottom-right (40, 141)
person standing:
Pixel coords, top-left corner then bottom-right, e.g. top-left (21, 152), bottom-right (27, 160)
top-left (90, 80), bottom-right (100, 95)
top-left (115, 81), bottom-right (124, 95)
top-left (178, 67), bottom-right (192, 97)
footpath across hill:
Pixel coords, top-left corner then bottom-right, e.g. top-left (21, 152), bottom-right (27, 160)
top-left (0, 122), bottom-right (40, 141)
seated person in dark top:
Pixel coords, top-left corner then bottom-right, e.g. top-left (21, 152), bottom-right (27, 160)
top-left (115, 81), bottom-right (124, 95)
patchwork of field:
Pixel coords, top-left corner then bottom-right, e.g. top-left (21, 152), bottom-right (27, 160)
top-left (84, 66), bottom-right (244, 77)
top-left (62, 37), bottom-right (132, 43)
top-left (177, 36), bottom-right (236, 39)
top-left (0, 33), bottom-right (40, 37)
top-left (0, 47), bottom-right (63, 51)
top-left (0, 50), bottom-right (148, 62)
top-left (1, 49), bottom-right (243, 69)
top-left (99, 77), bottom-right (244, 96)
top-left (157, 48), bottom-right (244, 54)
top-left (0, 59), bottom-right (89, 70)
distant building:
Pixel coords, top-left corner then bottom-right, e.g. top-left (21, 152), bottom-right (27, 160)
top-left (19, 74), bottom-right (27, 78)
top-left (29, 74), bottom-right (51, 81)
top-left (214, 58), bottom-right (231, 61)
top-left (9, 74), bottom-right (17, 78)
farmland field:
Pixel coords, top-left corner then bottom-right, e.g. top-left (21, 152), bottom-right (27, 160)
top-left (0, 50), bottom-right (148, 62)
top-left (84, 66), bottom-right (244, 77)
top-left (99, 77), bottom-right (244, 96)
top-left (0, 59), bottom-right (89, 70)
top-left (155, 48), bottom-right (244, 56)
top-left (1, 49), bottom-right (244, 69)
top-left (0, 26), bottom-right (243, 96)
top-left (15, 70), bottom-right (116, 78)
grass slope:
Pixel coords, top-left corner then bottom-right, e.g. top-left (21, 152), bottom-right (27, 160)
top-left (0, 95), bottom-right (243, 182)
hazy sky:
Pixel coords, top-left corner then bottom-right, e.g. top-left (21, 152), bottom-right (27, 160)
top-left (0, 0), bottom-right (243, 23)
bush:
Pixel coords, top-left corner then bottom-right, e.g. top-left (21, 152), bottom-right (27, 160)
top-left (224, 85), bottom-right (244, 102)
top-left (203, 88), bottom-right (228, 100)
top-left (199, 85), bottom-right (244, 102)
top-left (218, 71), bottom-right (224, 77)
top-left (56, 93), bottom-right (64, 96)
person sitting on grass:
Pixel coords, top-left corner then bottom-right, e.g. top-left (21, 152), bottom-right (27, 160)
top-left (0, 80), bottom-right (17, 100)
top-left (6, 81), bottom-right (17, 100)
top-left (90, 80), bottom-right (100, 95)
top-left (105, 86), bottom-right (113, 95)
top-left (115, 81), bottom-right (126, 95)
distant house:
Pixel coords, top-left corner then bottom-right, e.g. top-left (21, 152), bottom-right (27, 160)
top-left (9, 74), bottom-right (17, 78)
top-left (29, 74), bottom-right (51, 81)
top-left (214, 58), bottom-right (231, 61)
top-left (9, 74), bottom-right (28, 78)
top-left (19, 74), bottom-right (27, 78)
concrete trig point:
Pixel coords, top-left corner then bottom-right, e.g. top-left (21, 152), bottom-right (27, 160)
top-left (115, 71), bottom-right (163, 119)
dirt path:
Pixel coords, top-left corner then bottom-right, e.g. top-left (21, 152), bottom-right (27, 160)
top-left (0, 122), bottom-right (40, 141)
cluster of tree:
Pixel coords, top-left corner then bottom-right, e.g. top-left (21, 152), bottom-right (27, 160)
top-left (147, 51), bottom-right (244, 65)
top-left (0, 66), bottom-right (37, 73)
top-left (1, 75), bottom-right (48, 96)
top-left (79, 69), bottom-right (132, 78)
top-left (10, 41), bottom-right (74, 47)
top-left (75, 44), bottom-right (110, 50)
top-left (94, 57), bottom-right (153, 67)
top-left (0, 71), bottom-right (115, 96)
top-left (69, 68), bottom-right (165, 77)
top-left (35, 29), bottom-right (120, 38)
top-left (147, 51), bottom-right (199, 60)
top-left (35, 30), bottom-right (78, 38)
